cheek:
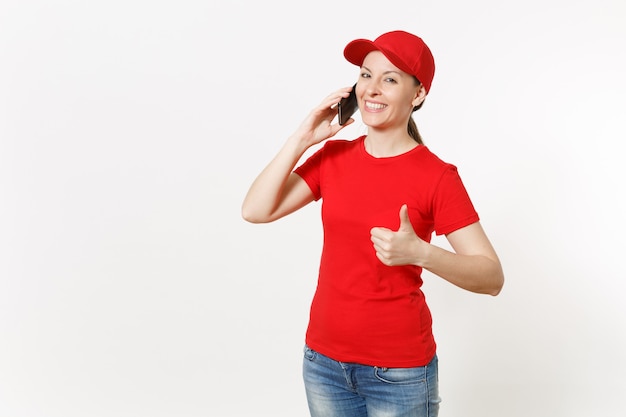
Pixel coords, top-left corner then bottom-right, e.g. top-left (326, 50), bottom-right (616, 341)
top-left (396, 90), bottom-right (418, 109)
top-left (397, 95), bottom-right (417, 114)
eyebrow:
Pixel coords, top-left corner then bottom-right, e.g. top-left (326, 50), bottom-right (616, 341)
top-left (361, 65), bottom-right (403, 76)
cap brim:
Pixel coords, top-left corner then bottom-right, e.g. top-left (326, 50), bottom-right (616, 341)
top-left (343, 39), bottom-right (379, 67)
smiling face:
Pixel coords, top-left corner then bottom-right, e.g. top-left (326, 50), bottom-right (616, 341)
top-left (356, 51), bottom-right (426, 132)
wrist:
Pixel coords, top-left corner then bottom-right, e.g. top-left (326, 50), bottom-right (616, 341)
top-left (413, 239), bottom-right (430, 268)
top-left (285, 134), bottom-right (311, 157)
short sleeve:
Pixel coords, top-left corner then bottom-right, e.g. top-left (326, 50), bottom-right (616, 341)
top-left (294, 147), bottom-right (324, 201)
top-left (432, 166), bottom-right (479, 235)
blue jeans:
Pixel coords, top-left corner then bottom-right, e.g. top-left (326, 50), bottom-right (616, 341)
top-left (303, 345), bottom-right (440, 417)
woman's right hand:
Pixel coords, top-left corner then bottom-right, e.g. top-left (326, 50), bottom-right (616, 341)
top-left (241, 87), bottom-right (355, 224)
top-left (290, 87), bottom-right (355, 149)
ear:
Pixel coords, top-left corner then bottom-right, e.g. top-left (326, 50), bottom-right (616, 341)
top-left (412, 84), bottom-right (427, 108)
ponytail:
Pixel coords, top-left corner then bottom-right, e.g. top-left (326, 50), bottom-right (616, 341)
top-left (408, 100), bottom-right (425, 145)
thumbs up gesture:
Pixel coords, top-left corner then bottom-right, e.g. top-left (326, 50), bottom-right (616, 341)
top-left (370, 204), bottom-right (425, 266)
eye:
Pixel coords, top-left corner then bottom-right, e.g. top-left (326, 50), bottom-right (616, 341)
top-left (360, 72), bottom-right (371, 79)
top-left (384, 77), bottom-right (397, 83)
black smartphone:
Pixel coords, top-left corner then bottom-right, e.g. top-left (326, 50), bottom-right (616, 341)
top-left (338, 84), bottom-right (358, 125)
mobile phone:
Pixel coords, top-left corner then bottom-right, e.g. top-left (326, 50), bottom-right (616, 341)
top-left (338, 84), bottom-right (358, 125)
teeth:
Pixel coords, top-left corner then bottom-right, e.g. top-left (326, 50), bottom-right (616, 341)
top-left (366, 102), bottom-right (386, 110)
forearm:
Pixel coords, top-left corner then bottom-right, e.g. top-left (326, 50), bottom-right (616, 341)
top-left (419, 242), bottom-right (504, 296)
top-left (241, 136), bottom-right (309, 223)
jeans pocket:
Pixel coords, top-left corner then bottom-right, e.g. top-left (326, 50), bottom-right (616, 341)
top-left (374, 365), bottom-right (427, 385)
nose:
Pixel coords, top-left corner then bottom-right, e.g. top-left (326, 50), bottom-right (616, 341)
top-left (365, 81), bottom-right (381, 97)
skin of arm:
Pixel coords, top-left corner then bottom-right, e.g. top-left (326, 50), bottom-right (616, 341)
top-left (370, 205), bottom-right (504, 296)
top-left (241, 88), bottom-right (355, 224)
top-left (241, 141), bottom-right (314, 224)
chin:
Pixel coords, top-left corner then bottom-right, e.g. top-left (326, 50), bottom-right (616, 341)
top-left (361, 114), bottom-right (384, 127)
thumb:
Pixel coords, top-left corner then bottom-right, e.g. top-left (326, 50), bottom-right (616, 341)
top-left (398, 204), bottom-right (413, 232)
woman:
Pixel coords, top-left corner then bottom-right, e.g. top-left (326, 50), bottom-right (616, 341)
top-left (242, 30), bottom-right (504, 417)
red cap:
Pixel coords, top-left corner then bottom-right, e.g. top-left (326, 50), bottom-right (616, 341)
top-left (343, 30), bottom-right (435, 94)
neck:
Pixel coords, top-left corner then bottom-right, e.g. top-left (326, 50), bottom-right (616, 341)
top-left (364, 130), bottom-right (418, 158)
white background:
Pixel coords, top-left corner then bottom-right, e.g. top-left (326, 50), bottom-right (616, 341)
top-left (1, 1), bottom-right (625, 416)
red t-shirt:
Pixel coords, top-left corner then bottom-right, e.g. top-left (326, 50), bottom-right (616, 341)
top-left (294, 136), bottom-right (479, 367)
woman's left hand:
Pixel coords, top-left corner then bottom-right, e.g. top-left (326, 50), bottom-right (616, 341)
top-left (370, 205), bottom-right (425, 266)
